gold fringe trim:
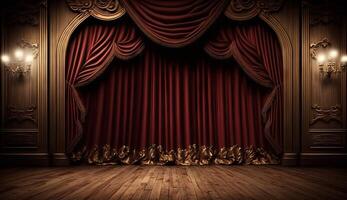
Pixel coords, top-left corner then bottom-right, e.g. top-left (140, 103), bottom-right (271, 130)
top-left (71, 144), bottom-right (279, 165)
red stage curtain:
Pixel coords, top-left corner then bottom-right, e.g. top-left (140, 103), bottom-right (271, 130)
top-left (80, 44), bottom-right (267, 151)
top-left (66, 18), bottom-right (144, 152)
top-left (204, 19), bottom-right (283, 153)
top-left (66, 17), bottom-right (283, 158)
top-left (120, 0), bottom-right (229, 47)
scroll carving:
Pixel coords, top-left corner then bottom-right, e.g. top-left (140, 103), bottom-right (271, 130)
top-left (310, 104), bottom-right (342, 125)
top-left (310, 38), bottom-right (331, 59)
top-left (303, 0), bottom-right (345, 26)
top-left (7, 105), bottom-right (37, 124)
top-left (2, 0), bottom-right (46, 26)
top-left (17, 39), bottom-right (39, 59)
top-left (225, 0), bottom-right (284, 21)
top-left (66, 0), bottom-right (125, 21)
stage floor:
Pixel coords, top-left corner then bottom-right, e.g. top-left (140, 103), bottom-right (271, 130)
top-left (0, 165), bottom-right (346, 200)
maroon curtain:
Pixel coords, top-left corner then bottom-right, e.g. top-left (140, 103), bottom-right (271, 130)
top-left (204, 19), bottom-right (283, 153)
top-left (66, 18), bottom-right (144, 152)
top-left (120, 0), bottom-right (229, 47)
top-left (80, 44), bottom-right (266, 151)
top-left (66, 15), bottom-right (283, 162)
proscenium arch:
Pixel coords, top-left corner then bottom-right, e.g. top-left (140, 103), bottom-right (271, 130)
top-left (55, 10), bottom-right (296, 163)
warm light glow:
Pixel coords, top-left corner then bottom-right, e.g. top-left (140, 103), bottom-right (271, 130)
top-left (25, 55), bottom-right (33, 63)
top-left (14, 49), bottom-right (24, 60)
top-left (328, 49), bottom-right (338, 59)
top-left (317, 54), bottom-right (326, 64)
top-left (341, 55), bottom-right (347, 63)
top-left (1, 54), bottom-right (10, 63)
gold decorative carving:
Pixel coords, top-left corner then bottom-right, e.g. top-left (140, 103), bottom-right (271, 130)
top-left (66, 0), bottom-right (125, 21)
top-left (310, 104), bottom-right (342, 125)
top-left (71, 144), bottom-right (279, 165)
top-left (17, 39), bottom-right (39, 59)
top-left (7, 105), bottom-right (37, 124)
top-left (310, 38), bottom-right (331, 59)
top-left (2, 0), bottom-right (46, 26)
top-left (225, 0), bottom-right (284, 21)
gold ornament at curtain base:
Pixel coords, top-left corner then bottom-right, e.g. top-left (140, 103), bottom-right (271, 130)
top-left (71, 144), bottom-right (279, 165)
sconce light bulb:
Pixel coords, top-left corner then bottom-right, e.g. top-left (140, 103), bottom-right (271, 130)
top-left (328, 49), bottom-right (338, 59)
top-left (14, 49), bottom-right (24, 60)
top-left (341, 55), bottom-right (347, 63)
top-left (317, 54), bottom-right (326, 63)
top-left (25, 55), bottom-right (33, 63)
top-left (1, 54), bottom-right (10, 63)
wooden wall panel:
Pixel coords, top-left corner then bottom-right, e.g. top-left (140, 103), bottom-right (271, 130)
top-left (0, 0), bottom-right (48, 165)
top-left (301, 0), bottom-right (347, 164)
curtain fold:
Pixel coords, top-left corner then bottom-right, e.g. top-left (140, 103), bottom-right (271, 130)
top-left (66, 16), bottom-right (283, 158)
top-left (120, 0), bottom-right (230, 47)
top-left (204, 19), bottom-right (283, 153)
top-left (66, 18), bottom-right (144, 152)
top-left (80, 44), bottom-right (267, 151)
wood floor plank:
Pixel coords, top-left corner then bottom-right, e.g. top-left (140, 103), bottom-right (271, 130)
top-left (1, 166), bottom-right (347, 200)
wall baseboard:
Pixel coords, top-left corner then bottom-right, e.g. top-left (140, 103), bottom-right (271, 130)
top-left (300, 153), bottom-right (347, 166)
top-left (281, 152), bottom-right (299, 166)
top-left (0, 153), bottom-right (50, 166)
top-left (0, 153), bottom-right (70, 166)
top-left (51, 153), bottom-right (70, 166)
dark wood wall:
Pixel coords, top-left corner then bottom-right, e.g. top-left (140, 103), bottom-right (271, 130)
top-left (301, 0), bottom-right (347, 164)
top-left (0, 0), bottom-right (346, 166)
top-left (0, 0), bottom-right (49, 165)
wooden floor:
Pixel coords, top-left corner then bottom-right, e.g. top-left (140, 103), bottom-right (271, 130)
top-left (0, 166), bottom-right (347, 200)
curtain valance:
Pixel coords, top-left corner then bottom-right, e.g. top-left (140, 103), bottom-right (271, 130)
top-left (120, 0), bottom-right (229, 47)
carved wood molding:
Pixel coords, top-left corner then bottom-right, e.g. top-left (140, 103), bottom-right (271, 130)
top-left (65, 0), bottom-right (284, 22)
top-left (303, 0), bottom-right (345, 26)
top-left (7, 105), bottom-right (37, 124)
top-left (17, 39), bottom-right (39, 58)
top-left (310, 104), bottom-right (342, 125)
top-left (2, 0), bottom-right (47, 26)
top-left (224, 0), bottom-right (284, 21)
top-left (311, 133), bottom-right (344, 147)
top-left (309, 38), bottom-right (331, 59)
top-left (66, 0), bottom-right (125, 21)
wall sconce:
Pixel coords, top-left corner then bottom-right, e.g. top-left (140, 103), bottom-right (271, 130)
top-left (316, 50), bottom-right (347, 78)
top-left (310, 38), bottom-right (347, 79)
top-left (1, 40), bottom-right (38, 77)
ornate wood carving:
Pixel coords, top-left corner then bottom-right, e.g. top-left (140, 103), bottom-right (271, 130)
top-left (303, 0), bottom-right (345, 26)
top-left (66, 0), bottom-right (125, 21)
top-left (7, 105), bottom-right (37, 124)
top-left (2, 0), bottom-right (47, 26)
top-left (310, 104), bottom-right (342, 125)
top-left (224, 0), bottom-right (284, 21)
top-left (309, 38), bottom-right (331, 59)
top-left (17, 39), bottom-right (39, 59)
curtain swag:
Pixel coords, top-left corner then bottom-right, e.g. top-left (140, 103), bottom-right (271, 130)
top-left (66, 1), bottom-right (283, 159)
